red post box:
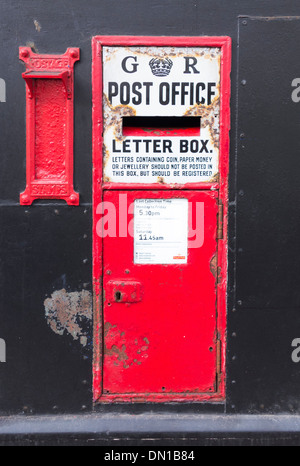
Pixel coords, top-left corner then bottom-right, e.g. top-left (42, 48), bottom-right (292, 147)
top-left (92, 36), bottom-right (231, 402)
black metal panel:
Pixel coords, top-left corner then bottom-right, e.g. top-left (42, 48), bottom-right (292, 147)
top-left (0, 205), bottom-right (93, 414)
top-left (226, 16), bottom-right (300, 414)
top-left (236, 16), bottom-right (300, 309)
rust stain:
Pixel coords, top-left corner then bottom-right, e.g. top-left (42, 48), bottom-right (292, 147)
top-left (26, 41), bottom-right (38, 53)
top-left (103, 94), bottom-right (136, 141)
top-left (209, 254), bottom-right (221, 283)
top-left (104, 46), bottom-right (221, 60)
top-left (105, 343), bottom-right (128, 362)
top-left (184, 95), bottom-right (220, 148)
top-left (209, 172), bottom-right (219, 183)
top-left (44, 288), bottom-right (92, 346)
top-left (210, 254), bottom-right (218, 278)
top-left (104, 323), bottom-right (150, 369)
top-left (104, 321), bottom-right (114, 337)
top-left (157, 176), bottom-right (165, 184)
top-left (33, 19), bottom-right (41, 32)
top-left (103, 144), bottom-right (111, 171)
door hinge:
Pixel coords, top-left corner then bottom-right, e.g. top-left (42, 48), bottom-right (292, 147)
top-left (216, 338), bottom-right (222, 390)
top-left (217, 201), bottom-right (223, 239)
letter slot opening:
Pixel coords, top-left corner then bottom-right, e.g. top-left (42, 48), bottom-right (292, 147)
top-left (122, 116), bottom-right (201, 137)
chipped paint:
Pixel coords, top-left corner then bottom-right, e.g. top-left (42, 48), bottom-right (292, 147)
top-left (104, 46), bottom-right (221, 61)
top-left (104, 322), bottom-right (150, 369)
top-left (44, 289), bottom-right (92, 346)
top-left (209, 172), bottom-right (219, 183)
top-left (33, 19), bottom-right (41, 32)
top-left (25, 41), bottom-right (38, 53)
top-left (103, 94), bottom-right (136, 142)
top-left (184, 95), bottom-right (220, 149)
top-left (210, 253), bottom-right (222, 283)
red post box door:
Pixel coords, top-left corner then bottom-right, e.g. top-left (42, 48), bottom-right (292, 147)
top-left (102, 189), bottom-right (219, 400)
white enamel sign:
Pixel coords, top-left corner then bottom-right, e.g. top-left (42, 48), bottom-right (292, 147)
top-left (102, 46), bottom-right (221, 184)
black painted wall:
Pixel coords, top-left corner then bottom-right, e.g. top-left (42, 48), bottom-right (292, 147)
top-left (1, 0), bottom-right (300, 416)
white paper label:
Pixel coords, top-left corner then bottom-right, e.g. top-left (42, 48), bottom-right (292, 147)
top-left (134, 198), bottom-right (188, 264)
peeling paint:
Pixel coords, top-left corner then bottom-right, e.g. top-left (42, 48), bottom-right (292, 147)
top-left (104, 322), bottom-right (150, 369)
top-left (26, 41), bottom-right (38, 53)
top-left (210, 253), bottom-right (221, 283)
top-left (103, 94), bottom-right (136, 142)
top-left (184, 95), bottom-right (220, 149)
top-left (33, 19), bottom-right (41, 32)
top-left (103, 46), bottom-right (221, 61)
top-left (44, 289), bottom-right (92, 346)
top-left (209, 172), bottom-right (219, 183)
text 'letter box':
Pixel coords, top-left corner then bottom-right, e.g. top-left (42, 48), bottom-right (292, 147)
top-left (92, 36), bottom-right (231, 402)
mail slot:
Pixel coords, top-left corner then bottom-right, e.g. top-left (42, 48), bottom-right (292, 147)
top-left (92, 36), bottom-right (231, 402)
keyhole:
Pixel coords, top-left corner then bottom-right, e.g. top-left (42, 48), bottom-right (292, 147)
top-left (115, 291), bottom-right (122, 302)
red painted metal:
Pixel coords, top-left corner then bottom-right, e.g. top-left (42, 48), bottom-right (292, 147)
top-left (19, 47), bottom-right (80, 205)
top-left (92, 35), bottom-right (231, 403)
top-left (102, 189), bottom-right (218, 399)
top-left (106, 280), bottom-right (143, 303)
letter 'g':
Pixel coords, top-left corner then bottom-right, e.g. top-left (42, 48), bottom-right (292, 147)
top-left (121, 56), bottom-right (139, 73)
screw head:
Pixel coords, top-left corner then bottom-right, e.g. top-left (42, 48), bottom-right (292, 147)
top-left (21, 194), bottom-right (30, 204)
top-left (69, 194), bottom-right (77, 203)
top-left (70, 48), bottom-right (78, 59)
top-left (20, 48), bottom-right (29, 58)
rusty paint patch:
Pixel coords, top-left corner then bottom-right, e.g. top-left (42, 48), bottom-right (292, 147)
top-left (105, 344), bottom-right (128, 362)
top-left (210, 254), bottom-right (218, 278)
top-left (210, 254), bottom-right (222, 283)
top-left (33, 19), bottom-right (42, 32)
top-left (44, 289), bottom-right (92, 346)
top-left (184, 95), bottom-right (220, 148)
top-left (104, 46), bottom-right (221, 61)
top-left (103, 94), bottom-right (136, 141)
top-left (25, 41), bottom-right (38, 53)
top-left (209, 172), bottom-right (219, 183)
top-left (104, 322), bottom-right (150, 368)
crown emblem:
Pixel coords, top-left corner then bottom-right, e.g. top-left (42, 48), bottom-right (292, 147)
top-left (149, 57), bottom-right (173, 77)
